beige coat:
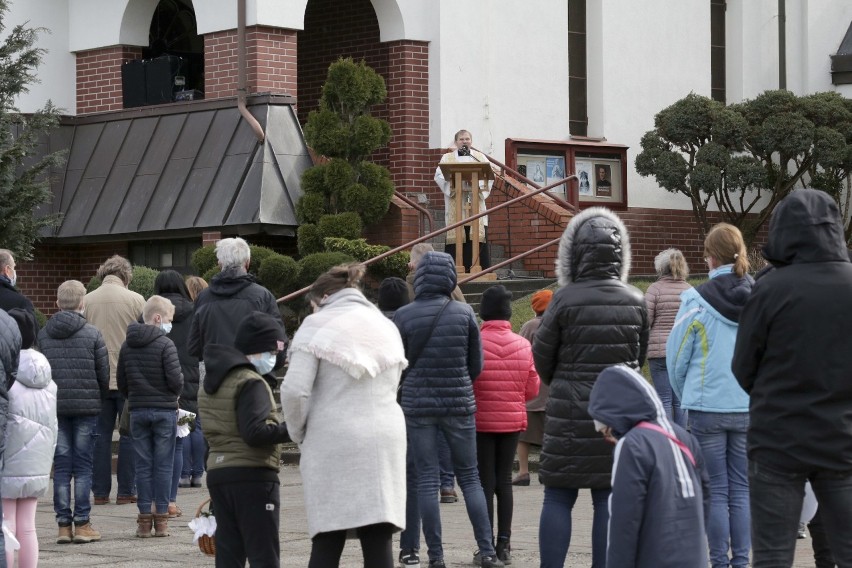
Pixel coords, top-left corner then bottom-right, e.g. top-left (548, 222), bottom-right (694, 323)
top-left (84, 275), bottom-right (146, 390)
top-left (644, 276), bottom-right (692, 359)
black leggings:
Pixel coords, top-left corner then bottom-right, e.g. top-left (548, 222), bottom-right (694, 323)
top-left (307, 523), bottom-right (395, 568)
top-left (476, 431), bottom-right (521, 540)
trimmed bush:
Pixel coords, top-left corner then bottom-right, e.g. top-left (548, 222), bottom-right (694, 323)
top-left (202, 266), bottom-right (220, 282)
top-left (318, 212), bottom-right (363, 241)
top-left (297, 224), bottom-right (324, 256)
top-left (257, 254), bottom-right (301, 298)
top-left (191, 245), bottom-right (217, 275)
top-left (248, 245), bottom-right (276, 276)
top-left (323, 237), bottom-right (408, 280)
top-left (296, 251), bottom-right (355, 289)
top-left (295, 191), bottom-right (326, 224)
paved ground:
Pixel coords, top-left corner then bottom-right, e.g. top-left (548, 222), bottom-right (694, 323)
top-left (31, 464), bottom-right (821, 567)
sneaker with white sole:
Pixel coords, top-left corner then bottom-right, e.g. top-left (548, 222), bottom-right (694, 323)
top-left (399, 549), bottom-right (421, 566)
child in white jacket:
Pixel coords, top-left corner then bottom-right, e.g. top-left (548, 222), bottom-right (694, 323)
top-left (1, 309), bottom-right (58, 568)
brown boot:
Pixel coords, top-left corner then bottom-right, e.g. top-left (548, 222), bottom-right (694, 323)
top-left (56, 524), bottom-right (73, 544)
top-left (73, 521), bottom-right (101, 543)
top-left (136, 514), bottom-right (153, 538)
top-left (153, 513), bottom-right (170, 537)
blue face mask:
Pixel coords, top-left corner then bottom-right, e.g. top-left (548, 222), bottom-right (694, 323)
top-left (160, 322), bottom-right (172, 334)
top-left (251, 352), bottom-right (277, 375)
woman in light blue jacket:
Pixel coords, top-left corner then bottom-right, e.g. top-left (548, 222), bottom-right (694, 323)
top-left (667, 223), bottom-right (753, 568)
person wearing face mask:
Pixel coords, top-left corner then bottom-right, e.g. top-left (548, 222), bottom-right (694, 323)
top-left (0, 249), bottom-right (36, 316)
top-left (199, 311), bottom-right (289, 568)
top-left (116, 295), bottom-right (183, 539)
top-left (282, 264), bottom-right (407, 568)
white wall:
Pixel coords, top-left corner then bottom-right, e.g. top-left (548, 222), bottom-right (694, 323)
top-left (8, 0), bottom-right (75, 113)
top-left (431, 0), bottom-right (570, 157)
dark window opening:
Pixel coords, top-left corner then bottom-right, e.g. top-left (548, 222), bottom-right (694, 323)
top-left (831, 21), bottom-right (852, 85)
top-left (568, 0), bottom-right (588, 136)
top-left (711, 0), bottom-right (726, 103)
top-left (143, 0), bottom-right (204, 99)
top-left (129, 238), bottom-right (202, 274)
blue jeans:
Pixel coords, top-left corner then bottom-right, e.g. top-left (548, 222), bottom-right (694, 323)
top-left (92, 391), bottom-right (136, 498)
top-left (170, 433), bottom-right (183, 502)
top-left (649, 358), bottom-right (686, 427)
top-left (438, 431), bottom-right (455, 490)
top-left (749, 459), bottom-right (852, 567)
top-left (400, 434), bottom-right (421, 553)
top-left (130, 408), bottom-right (176, 515)
top-left (689, 410), bottom-right (750, 568)
top-left (53, 415), bottom-right (99, 525)
top-left (181, 416), bottom-right (206, 479)
top-left (406, 414), bottom-right (495, 561)
top-left (539, 486), bottom-right (610, 568)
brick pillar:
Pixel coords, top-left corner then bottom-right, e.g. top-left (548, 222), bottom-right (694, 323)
top-left (202, 231), bottom-right (222, 246)
top-left (76, 46), bottom-right (143, 115)
top-left (204, 26), bottom-right (297, 101)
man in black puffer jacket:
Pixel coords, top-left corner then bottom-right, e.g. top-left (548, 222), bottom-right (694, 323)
top-left (188, 238), bottom-right (283, 362)
top-left (393, 251), bottom-right (503, 568)
top-left (38, 280), bottom-right (109, 544)
top-left (533, 206), bottom-right (648, 568)
top-left (733, 189), bottom-right (852, 567)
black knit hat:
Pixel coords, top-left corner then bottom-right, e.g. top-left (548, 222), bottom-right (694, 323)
top-left (378, 277), bottom-right (410, 312)
top-left (479, 285), bottom-right (513, 321)
top-left (234, 311), bottom-right (287, 355)
top-left (8, 308), bottom-right (37, 349)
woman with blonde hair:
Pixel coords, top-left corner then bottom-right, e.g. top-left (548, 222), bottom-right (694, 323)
top-left (281, 264), bottom-right (407, 568)
top-left (667, 223), bottom-right (753, 568)
top-left (184, 276), bottom-right (208, 302)
top-left (644, 248), bottom-right (691, 426)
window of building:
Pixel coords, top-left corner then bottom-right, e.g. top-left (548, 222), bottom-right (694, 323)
top-left (568, 0), bottom-right (588, 136)
top-left (129, 238), bottom-right (202, 274)
top-left (711, 0), bottom-right (726, 103)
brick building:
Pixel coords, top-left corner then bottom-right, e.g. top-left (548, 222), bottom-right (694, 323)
top-left (7, 0), bottom-right (852, 313)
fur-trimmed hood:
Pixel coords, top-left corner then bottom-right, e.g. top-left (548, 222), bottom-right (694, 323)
top-left (556, 207), bottom-right (631, 286)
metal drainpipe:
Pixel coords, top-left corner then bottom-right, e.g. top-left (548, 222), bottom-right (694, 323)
top-left (237, 0), bottom-right (265, 143)
top-left (778, 0), bottom-right (787, 90)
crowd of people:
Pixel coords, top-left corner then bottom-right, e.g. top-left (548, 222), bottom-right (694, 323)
top-left (0, 187), bottom-right (850, 568)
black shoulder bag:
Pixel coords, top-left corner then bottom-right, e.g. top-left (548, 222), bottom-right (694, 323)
top-left (398, 298), bottom-right (450, 401)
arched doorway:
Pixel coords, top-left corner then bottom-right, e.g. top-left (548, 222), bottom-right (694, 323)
top-left (143, 0), bottom-right (204, 95)
top-left (297, 0), bottom-right (389, 163)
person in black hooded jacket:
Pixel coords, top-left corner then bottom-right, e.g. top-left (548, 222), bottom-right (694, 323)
top-left (732, 189), bottom-right (852, 567)
top-left (188, 238), bottom-right (282, 362)
top-left (533, 206), bottom-right (649, 568)
top-left (198, 311), bottom-right (289, 568)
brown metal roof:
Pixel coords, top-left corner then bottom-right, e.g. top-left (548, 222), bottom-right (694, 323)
top-left (43, 95), bottom-right (311, 241)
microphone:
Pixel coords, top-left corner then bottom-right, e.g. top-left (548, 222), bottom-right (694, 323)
top-left (457, 144), bottom-right (471, 157)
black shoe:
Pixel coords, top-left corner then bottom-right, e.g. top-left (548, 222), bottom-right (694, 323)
top-left (190, 476), bottom-right (203, 488)
top-left (496, 539), bottom-right (512, 565)
top-left (473, 550), bottom-right (505, 568)
top-left (428, 559), bottom-right (446, 568)
top-left (399, 550), bottom-right (421, 566)
top-left (439, 488), bottom-right (458, 503)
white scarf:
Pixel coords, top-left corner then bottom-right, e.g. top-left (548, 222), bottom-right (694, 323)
top-left (288, 288), bottom-right (408, 380)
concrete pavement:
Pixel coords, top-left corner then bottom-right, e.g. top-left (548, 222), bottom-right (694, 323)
top-left (32, 464), bottom-right (818, 567)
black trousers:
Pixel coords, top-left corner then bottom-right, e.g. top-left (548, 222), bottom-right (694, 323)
top-left (809, 508), bottom-right (838, 568)
top-left (476, 431), bottom-right (521, 540)
top-left (209, 480), bottom-right (281, 568)
top-left (308, 523), bottom-right (395, 568)
top-left (445, 226), bottom-right (491, 271)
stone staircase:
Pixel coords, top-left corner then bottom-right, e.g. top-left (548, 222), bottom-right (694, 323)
top-left (460, 277), bottom-right (556, 314)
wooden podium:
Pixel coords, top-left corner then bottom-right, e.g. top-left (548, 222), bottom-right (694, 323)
top-left (439, 162), bottom-right (496, 278)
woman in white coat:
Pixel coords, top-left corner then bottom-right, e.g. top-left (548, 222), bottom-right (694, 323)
top-left (281, 263), bottom-right (407, 568)
top-left (2, 309), bottom-right (58, 568)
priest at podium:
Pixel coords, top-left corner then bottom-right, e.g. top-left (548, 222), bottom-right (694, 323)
top-left (434, 129), bottom-right (497, 271)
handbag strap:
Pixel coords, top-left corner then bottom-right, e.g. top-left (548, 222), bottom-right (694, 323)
top-left (635, 421), bottom-right (696, 466)
top-left (406, 298), bottom-right (451, 371)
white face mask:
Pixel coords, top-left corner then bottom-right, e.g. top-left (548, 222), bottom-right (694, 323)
top-left (160, 322), bottom-right (172, 334)
top-left (251, 352), bottom-right (277, 375)
top-left (593, 419), bottom-right (608, 433)
top-left (8, 269), bottom-right (16, 287)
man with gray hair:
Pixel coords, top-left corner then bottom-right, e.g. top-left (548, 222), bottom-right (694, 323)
top-left (0, 249), bottom-right (35, 316)
top-left (85, 255), bottom-right (145, 506)
top-left (188, 238), bottom-right (284, 362)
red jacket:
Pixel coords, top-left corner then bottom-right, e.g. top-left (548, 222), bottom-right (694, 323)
top-left (474, 320), bottom-right (540, 432)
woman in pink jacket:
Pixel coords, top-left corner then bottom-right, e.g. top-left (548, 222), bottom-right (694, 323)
top-left (644, 248), bottom-right (691, 426)
top-left (474, 285), bottom-right (540, 565)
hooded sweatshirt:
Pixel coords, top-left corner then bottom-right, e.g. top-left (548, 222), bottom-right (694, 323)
top-left (198, 343), bottom-right (288, 486)
top-left (589, 365), bottom-right (708, 568)
top-left (533, 207), bottom-right (649, 489)
top-left (733, 189), bottom-right (852, 472)
top-left (38, 310), bottom-right (109, 416)
top-left (667, 266), bottom-right (753, 413)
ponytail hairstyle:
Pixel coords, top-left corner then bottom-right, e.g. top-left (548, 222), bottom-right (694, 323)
top-left (704, 223), bottom-right (750, 277)
top-left (654, 248), bottom-right (689, 281)
top-left (306, 263), bottom-right (367, 306)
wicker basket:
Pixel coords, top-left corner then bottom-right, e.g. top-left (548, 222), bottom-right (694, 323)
top-left (195, 497), bottom-right (216, 557)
